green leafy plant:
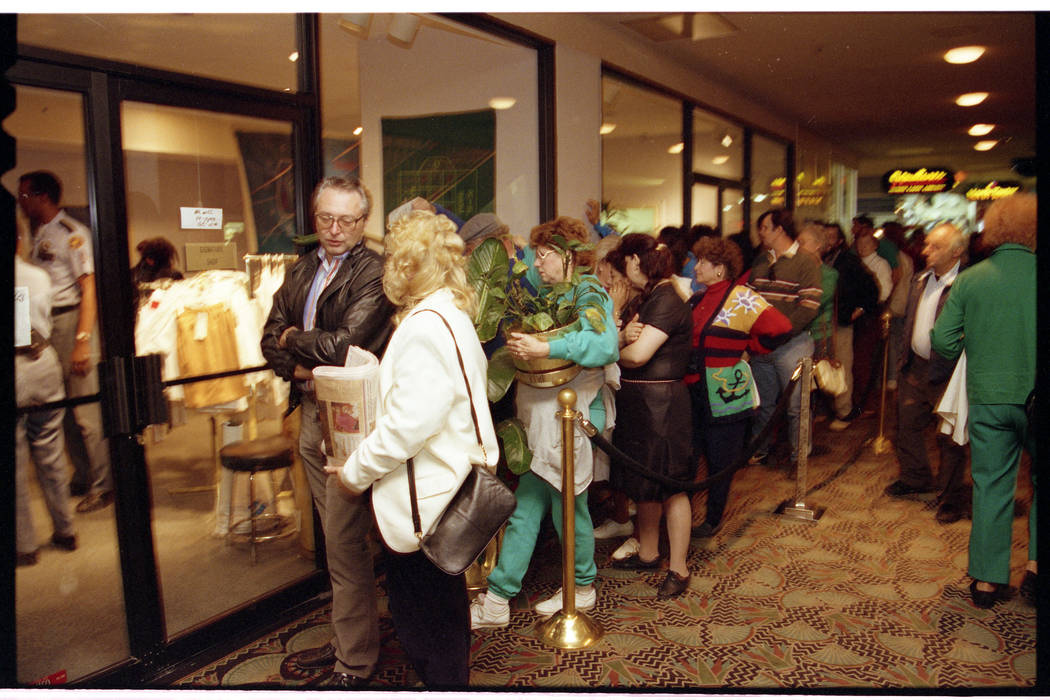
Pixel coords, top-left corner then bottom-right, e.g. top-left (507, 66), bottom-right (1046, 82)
top-left (467, 237), bottom-right (609, 344)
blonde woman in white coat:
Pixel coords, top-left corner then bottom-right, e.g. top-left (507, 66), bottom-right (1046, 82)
top-left (327, 210), bottom-right (498, 686)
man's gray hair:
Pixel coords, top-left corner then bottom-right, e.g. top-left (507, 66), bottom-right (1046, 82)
top-left (312, 176), bottom-right (372, 218)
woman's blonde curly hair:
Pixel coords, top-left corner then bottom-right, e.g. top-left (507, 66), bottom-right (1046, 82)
top-left (383, 211), bottom-right (477, 324)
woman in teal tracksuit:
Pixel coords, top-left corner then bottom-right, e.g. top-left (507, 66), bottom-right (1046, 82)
top-left (930, 193), bottom-right (1036, 609)
top-left (470, 216), bottom-right (619, 628)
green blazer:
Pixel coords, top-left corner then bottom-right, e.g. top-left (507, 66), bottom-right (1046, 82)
top-left (930, 243), bottom-right (1035, 405)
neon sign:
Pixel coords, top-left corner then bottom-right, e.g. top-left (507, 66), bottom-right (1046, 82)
top-left (881, 167), bottom-right (955, 195)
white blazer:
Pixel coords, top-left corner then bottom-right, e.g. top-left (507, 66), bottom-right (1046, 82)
top-left (336, 288), bottom-right (499, 553)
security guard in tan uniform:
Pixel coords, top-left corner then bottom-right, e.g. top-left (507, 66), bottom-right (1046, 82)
top-left (19, 171), bottom-right (112, 513)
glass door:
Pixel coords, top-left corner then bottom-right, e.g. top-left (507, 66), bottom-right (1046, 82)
top-left (8, 83), bottom-right (131, 686)
top-left (122, 101), bottom-right (317, 639)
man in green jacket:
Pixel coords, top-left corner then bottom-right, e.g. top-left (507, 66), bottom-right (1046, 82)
top-left (930, 193), bottom-right (1036, 609)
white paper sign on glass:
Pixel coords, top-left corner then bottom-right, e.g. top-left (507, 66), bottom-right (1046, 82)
top-left (180, 207), bottom-right (224, 229)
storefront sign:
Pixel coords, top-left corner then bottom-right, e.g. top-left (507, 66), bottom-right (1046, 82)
top-left (185, 242), bottom-right (239, 271)
top-left (769, 176), bottom-right (786, 206)
top-left (881, 167), bottom-right (954, 195)
top-left (180, 207), bottom-right (224, 230)
top-left (965, 181), bottom-right (1022, 201)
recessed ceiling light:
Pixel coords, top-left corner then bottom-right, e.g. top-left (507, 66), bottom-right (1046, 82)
top-left (712, 155), bottom-right (730, 165)
top-left (944, 45), bottom-right (985, 64)
top-left (974, 140), bottom-right (998, 151)
top-left (353, 126), bottom-right (363, 136)
top-left (288, 51), bottom-right (299, 62)
top-left (599, 123), bottom-right (616, 135)
top-left (488, 97), bottom-right (516, 110)
top-left (968, 123), bottom-right (995, 136)
top-left (955, 92), bottom-right (988, 107)
top-left (667, 142), bottom-right (684, 154)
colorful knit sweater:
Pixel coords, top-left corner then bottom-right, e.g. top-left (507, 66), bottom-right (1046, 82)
top-left (747, 244), bottom-right (823, 334)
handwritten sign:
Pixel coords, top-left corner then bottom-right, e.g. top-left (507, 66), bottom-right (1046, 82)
top-left (184, 242), bottom-right (238, 271)
top-left (180, 207), bottom-right (223, 230)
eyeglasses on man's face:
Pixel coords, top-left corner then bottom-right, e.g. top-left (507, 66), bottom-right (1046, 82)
top-left (315, 212), bottom-right (366, 231)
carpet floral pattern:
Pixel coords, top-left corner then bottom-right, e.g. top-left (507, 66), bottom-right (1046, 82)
top-left (175, 418), bottom-right (1036, 689)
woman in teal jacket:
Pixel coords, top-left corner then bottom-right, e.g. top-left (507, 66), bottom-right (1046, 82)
top-left (471, 217), bottom-right (619, 628)
top-left (930, 194), bottom-right (1036, 608)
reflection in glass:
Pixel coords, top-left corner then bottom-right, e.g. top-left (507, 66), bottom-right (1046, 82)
top-left (602, 75), bottom-right (683, 233)
top-left (691, 184), bottom-right (718, 229)
top-left (750, 133), bottom-right (790, 230)
top-left (693, 107), bottom-right (743, 180)
top-left (123, 102), bottom-right (315, 640)
top-left (7, 84), bottom-right (131, 685)
top-left (722, 187), bottom-right (745, 237)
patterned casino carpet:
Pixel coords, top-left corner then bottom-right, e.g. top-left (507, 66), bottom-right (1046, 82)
top-left (175, 414), bottom-right (1037, 689)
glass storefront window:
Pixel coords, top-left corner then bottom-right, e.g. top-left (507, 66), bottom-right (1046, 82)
top-left (319, 13), bottom-right (540, 243)
top-left (16, 14), bottom-right (298, 92)
top-left (693, 107), bottom-right (743, 181)
top-left (750, 133), bottom-right (790, 230)
top-left (601, 75), bottom-right (683, 234)
top-left (691, 183), bottom-right (718, 229)
top-left (722, 187), bottom-right (745, 237)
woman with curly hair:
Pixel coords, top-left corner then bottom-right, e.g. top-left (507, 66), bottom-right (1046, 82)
top-left (471, 216), bottom-right (619, 628)
top-left (327, 210), bottom-right (498, 685)
top-left (686, 237), bottom-right (791, 539)
top-left (609, 233), bottom-right (695, 599)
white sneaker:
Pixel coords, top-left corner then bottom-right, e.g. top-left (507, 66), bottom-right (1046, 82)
top-left (534, 585), bottom-right (596, 618)
top-left (470, 591), bottom-right (509, 629)
top-left (611, 536), bottom-right (640, 561)
top-left (593, 519), bottom-right (633, 539)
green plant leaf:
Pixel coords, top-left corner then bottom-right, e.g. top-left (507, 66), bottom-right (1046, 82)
top-left (468, 238), bottom-right (511, 342)
top-left (524, 311), bottom-right (555, 333)
top-left (486, 346), bottom-right (517, 403)
top-left (495, 417), bottom-right (532, 475)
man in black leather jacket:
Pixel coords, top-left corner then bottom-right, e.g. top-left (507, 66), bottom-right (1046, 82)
top-left (261, 176), bottom-right (393, 687)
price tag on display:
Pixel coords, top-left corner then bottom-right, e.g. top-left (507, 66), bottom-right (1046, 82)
top-left (180, 207), bottom-right (224, 230)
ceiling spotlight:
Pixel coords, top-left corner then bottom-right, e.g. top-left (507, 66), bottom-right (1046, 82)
top-left (599, 123), bottom-right (617, 135)
top-left (338, 13), bottom-right (372, 38)
top-left (955, 92), bottom-right (988, 107)
top-left (288, 51), bottom-right (299, 62)
top-left (667, 142), bottom-right (684, 154)
top-left (712, 155), bottom-right (730, 165)
top-left (944, 45), bottom-right (985, 64)
top-left (488, 97), bottom-right (516, 110)
top-left (968, 123), bottom-right (995, 136)
top-left (353, 126), bottom-right (363, 136)
top-left (387, 14), bottom-right (421, 48)
top-left (974, 140), bottom-right (998, 151)
top-left (720, 134), bottom-right (733, 148)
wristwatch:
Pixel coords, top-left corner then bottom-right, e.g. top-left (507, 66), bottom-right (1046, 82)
top-left (75, 331), bottom-right (92, 343)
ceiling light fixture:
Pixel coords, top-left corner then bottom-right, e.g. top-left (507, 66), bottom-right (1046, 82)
top-left (974, 140), bottom-right (998, 151)
top-left (599, 123), bottom-right (617, 135)
top-left (955, 92), bottom-right (988, 107)
top-left (721, 134), bottom-right (733, 148)
top-left (353, 126), bottom-right (363, 136)
top-left (488, 97), bottom-right (516, 110)
top-left (968, 123), bottom-right (995, 136)
top-left (288, 51), bottom-right (299, 62)
top-left (944, 45), bottom-right (985, 64)
top-left (712, 155), bottom-right (730, 165)
top-left (668, 142), bottom-right (685, 154)
top-left (338, 13), bottom-right (372, 38)
top-left (387, 14), bottom-right (421, 48)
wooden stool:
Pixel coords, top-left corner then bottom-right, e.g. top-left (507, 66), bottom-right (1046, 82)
top-left (220, 434), bottom-right (298, 563)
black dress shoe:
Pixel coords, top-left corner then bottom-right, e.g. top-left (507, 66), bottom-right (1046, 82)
top-left (970, 579), bottom-right (1010, 609)
top-left (76, 491), bottom-right (114, 513)
top-left (329, 671), bottom-right (370, 688)
top-left (883, 480), bottom-right (935, 498)
top-left (657, 570), bottom-right (691, 599)
top-left (51, 533), bottom-right (78, 551)
top-left (1019, 571), bottom-right (1037, 603)
top-left (610, 553), bottom-right (661, 570)
top-left (286, 642), bottom-right (337, 669)
top-left (690, 521), bottom-right (723, 538)
top-left (935, 501), bottom-right (971, 524)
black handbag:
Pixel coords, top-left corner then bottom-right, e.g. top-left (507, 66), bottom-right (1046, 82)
top-left (406, 309), bottom-right (516, 576)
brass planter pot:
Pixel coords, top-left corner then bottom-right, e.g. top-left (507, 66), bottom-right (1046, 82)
top-left (508, 320), bottom-right (582, 388)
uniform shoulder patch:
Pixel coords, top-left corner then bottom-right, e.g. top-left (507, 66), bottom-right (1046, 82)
top-left (69, 234), bottom-right (85, 249)
top-left (60, 220), bottom-right (75, 232)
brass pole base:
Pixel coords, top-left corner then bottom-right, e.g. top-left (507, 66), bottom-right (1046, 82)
top-left (536, 610), bottom-right (603, 650)
top-left (871, 435), bottom-right (893, 455)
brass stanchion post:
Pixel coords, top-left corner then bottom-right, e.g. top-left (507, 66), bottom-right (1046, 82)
top-left (536, 388), bottom-right (603, 649)
top-left (872, 311), bottom-right (893, 454)
top-left (776, 357), bottom-right (824, 521)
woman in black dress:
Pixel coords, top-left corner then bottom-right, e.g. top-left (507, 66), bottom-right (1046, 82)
top-left (610, 234), bottom-right (694, 599)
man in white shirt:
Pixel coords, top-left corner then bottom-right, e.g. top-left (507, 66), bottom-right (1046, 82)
top-left (884, 224), bottom-right (969, 524)
top-left (19, 171), bottom-right (112, 513)
top-left (855, 232), bottom-right (892, 304)
top-left (15, 223), bottom-right (78, 566)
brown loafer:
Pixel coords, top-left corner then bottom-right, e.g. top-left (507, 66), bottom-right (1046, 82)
top-left (657, 570), bottom-right (691, 599)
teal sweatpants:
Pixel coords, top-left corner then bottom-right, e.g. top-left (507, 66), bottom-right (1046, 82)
top-left (486, 399), bottom-right (604, 601)
top-left (967, 403), bottom-right (1037, 584)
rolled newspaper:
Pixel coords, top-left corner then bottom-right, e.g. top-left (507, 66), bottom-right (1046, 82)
top-left (312, 346), bottom-right (380, 465)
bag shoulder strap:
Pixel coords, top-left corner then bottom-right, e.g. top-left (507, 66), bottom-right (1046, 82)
top-left (405, 306), bottom-right (486, 538)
